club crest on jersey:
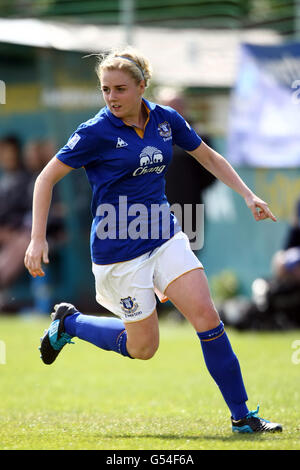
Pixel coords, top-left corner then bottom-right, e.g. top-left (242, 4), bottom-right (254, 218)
top-left (158, 121), bottom-right (172, 141)
top-left (120, 296), bottom-right (139, 314)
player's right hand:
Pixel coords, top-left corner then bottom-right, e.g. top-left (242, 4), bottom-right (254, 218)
top-left (24, 239), bottom-right (49, 278)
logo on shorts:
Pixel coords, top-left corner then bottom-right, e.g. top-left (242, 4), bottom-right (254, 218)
top-left (158, 121), bottom-right (172, 141)
top-left (120, 296), bottom-right (139, 315)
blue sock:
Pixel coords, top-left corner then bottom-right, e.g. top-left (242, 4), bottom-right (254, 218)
top-left (64, 313), bottom-right (132, 358)
top-left (197, 322), bottom-right (249, 421)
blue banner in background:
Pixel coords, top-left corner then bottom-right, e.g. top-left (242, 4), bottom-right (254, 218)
top-left (227, 42), bottom-right (300, 167)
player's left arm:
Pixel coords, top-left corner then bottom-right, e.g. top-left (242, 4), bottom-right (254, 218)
top-left (187, 141), bottom-right (277, 222)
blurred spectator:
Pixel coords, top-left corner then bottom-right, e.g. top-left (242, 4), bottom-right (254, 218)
top-left (272, 197), bottom-right (300, 283)
top-left (157, 88), bottom-right (215, 243)
top-left (0, 135), bottom-right (31, 291)
top-left (23, 139), bottom-right (66, 247)
top-left (220, 198), bottom-right (300, 330)
top-left (22, 139), bottom-right (67, 313)
top-left (0, 137), bottom-right (67, 313)
top-left (283, 197), bottom-right (300, 250)
top-left (155, 89), bottom-right (216, 317)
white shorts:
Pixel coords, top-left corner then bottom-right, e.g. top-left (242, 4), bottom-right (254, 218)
top-left (92, 231), bottom-right (203, 323)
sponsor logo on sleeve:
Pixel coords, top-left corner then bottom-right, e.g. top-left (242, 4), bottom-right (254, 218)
top-left (67, 133), bottom-right (81, 149)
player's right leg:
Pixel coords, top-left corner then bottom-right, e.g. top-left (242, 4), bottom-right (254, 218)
top-left (39, 303), bottom-right (159, 364)
top-left (39, 302), bottom-right (77, 364)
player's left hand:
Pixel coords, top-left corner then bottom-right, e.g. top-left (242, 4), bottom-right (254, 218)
top-left (244, 193), bottom-right (277, 222)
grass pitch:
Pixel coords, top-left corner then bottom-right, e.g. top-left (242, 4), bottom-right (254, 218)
top-left (0, 313), bottom-right (299, 450)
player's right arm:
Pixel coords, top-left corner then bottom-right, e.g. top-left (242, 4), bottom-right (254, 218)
top-left (24, 157), bottom-right (73, 278)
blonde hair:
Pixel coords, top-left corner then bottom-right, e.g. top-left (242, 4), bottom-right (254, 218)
top-left (95, 47), bottom-right (152, 88)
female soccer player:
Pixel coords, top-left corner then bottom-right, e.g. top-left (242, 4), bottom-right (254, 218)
top-left (24, 47), bottom-right (282, 433)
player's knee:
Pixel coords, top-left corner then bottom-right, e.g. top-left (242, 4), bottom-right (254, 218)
top-left (191, 303), bottom-right (220, 332)
top-left (130, 342), bottom-right (159, 360)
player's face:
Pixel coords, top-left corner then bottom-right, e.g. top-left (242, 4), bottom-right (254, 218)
top-left (101, 69), bottom-right (145, 121)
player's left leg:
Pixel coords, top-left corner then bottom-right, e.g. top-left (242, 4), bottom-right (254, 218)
top-left (164, 268), bottom-right (282, 432)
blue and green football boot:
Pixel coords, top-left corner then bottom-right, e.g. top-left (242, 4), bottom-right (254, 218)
top-left (231, 406), bottom-right (282, 433)
top-left (39, 302), bottom-right (77, 365)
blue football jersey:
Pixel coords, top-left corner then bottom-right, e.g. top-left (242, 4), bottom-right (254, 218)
top-left (55, 98), bottom-right (202, 264)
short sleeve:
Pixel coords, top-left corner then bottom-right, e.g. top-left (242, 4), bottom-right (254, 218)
top-left (55, 125), bottom-right (100, 169)
top-left (169, 108), bottom-right (202, 151)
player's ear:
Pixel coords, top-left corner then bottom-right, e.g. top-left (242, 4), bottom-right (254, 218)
top-left (138, 79), bottom-right (146, 95)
